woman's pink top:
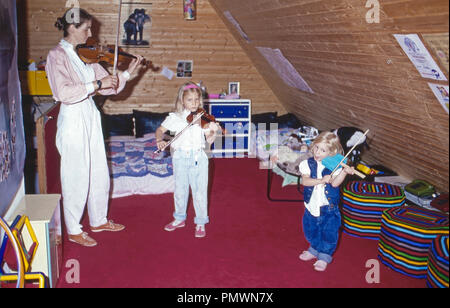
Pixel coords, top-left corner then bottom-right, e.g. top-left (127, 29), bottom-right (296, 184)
top-left (46, 44), bottom-right (128, 104)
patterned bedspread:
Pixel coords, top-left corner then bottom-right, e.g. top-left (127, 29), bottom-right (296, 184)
top-left (106, 135), bottom-right (173, 179)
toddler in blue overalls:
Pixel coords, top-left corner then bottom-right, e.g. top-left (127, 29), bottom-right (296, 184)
top-left (298, 131), bottom-right (355, 271)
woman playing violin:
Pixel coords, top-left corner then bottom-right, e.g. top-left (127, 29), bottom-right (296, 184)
top-left (45, 8), bottom-right (143, 247)
top-left (156, 82), bottom-right (221, 238)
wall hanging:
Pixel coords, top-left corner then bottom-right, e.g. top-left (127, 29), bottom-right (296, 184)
top-left (394, 34), bottom-right (447, 81)
top-left (0, 0), bottom-right (25, 215)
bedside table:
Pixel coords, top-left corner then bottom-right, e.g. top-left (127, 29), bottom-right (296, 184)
top-left (204, 99), bottom-right (251, 157)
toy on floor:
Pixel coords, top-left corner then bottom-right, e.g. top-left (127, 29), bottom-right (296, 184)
top-left (356, 162), bottom-right (385, 175)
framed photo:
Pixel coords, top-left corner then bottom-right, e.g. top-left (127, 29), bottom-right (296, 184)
top-left (120, 2), bottom-right (153, 47)
top-left (229, 82), bottom-right (240, 95)
top-left (176, 60), bottom-right (193, 78)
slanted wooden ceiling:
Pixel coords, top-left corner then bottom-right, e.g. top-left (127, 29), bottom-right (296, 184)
top-left (209, 0), bottom-right (449, 192)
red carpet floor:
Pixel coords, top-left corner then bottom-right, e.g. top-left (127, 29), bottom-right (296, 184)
top-left (56, 158), bottom-right (426, 288)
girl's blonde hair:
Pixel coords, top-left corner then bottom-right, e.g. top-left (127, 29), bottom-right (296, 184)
top-left (174, 81), bottom-right (203, 114)
top-left (311, 131), bottom-right (343, 156)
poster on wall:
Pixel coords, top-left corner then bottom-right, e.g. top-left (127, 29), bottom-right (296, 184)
top-left (257, 47), bottom-right (314, 94)
top-left (394, 34), bottom-right (447, 81)
top-left (0, 0), bottom-right (25, 215)
top-left (422, 33), bottom-right (449, 75)
top-left (120, 1), bottom-right (152, 47)
top-left (428, 83), bottom-right (449, 114)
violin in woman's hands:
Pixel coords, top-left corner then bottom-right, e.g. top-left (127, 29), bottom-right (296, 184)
top-left (76, 38), bottom-right (160, 72)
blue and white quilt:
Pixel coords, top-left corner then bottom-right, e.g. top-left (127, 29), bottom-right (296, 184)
top-left (105, 134), bottom-right (175, 198)
top-left (106, 136), bottom-right (173, 179)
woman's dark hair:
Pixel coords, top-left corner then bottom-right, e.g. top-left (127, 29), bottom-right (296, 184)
top-left (55, 8), bottom-right (92, 37)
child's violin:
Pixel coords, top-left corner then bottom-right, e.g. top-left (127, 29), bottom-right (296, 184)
top-left (154, 109), bottom-right (226, 154)
top-left (187, 108), bottom-right (227, 134)
top-left (76, 38), bottom-right (160, 71)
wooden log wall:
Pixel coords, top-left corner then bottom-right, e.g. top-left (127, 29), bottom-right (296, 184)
top-left (209, 0), bottom-right (449, 192)
top-left (18, 0), bottom-right (285, 115)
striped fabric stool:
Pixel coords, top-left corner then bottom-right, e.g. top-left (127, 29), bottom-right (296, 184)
top-left (378, 205), bottom-right (449, 279)
top-left (341, 181), bottom-right (406, 240)
top-left (426, 235), bottom-right (449, 288)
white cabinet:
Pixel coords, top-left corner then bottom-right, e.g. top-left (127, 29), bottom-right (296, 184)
top-left (8, 194), bottom-right (62, 288)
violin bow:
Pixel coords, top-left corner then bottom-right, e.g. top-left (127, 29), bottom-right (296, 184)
top-left (113, 0), bottom-right (123, 76)
top-left (154, 111), bottom-right (205, 154)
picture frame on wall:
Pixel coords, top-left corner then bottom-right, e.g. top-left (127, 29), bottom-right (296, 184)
top-left (120, 2), bottom-right (153, 47)
top-left (229, 82), bottom-right (240, 95)
top-left (177, 60), bottom-right (193, 78)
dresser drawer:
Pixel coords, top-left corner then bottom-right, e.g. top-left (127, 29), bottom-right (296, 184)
top-left (211, 105), bottom-right (249, 119)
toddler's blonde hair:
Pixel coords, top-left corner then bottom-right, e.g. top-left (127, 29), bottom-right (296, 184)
top-left (174, 81), bottom-right (203, 114)
top-left (311, 131), bottom-right (343, 156)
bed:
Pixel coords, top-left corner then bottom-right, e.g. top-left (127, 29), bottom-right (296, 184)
top-left (106, 127), bottom-right (312, 198)
top-left (105, 124), bottom-right (314, 199)
top-left (106, 128), bottom-right (310, 198)
top-left (106, 134), bottom-right (175, 198)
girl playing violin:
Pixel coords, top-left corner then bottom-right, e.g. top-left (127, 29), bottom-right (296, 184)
top-left (45, 8), bottom-right (143, 247)
top-left (156, 82), bottom-right (221, 238)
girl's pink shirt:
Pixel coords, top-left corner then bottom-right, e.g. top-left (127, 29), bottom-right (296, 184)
top-left (45, 45), bottom-right (128, 104)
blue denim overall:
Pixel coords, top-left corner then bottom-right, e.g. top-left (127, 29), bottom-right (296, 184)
top-left (302, 158), bottom-right (341, 263)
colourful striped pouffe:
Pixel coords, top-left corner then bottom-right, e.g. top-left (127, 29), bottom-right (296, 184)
top-left (341, 181), bottom-right (406, 240)
top-left (378, 205), bottom-right (449, 279)
top-left (426, 235), bottom-right (449, 288)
